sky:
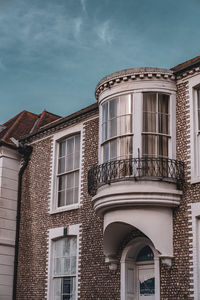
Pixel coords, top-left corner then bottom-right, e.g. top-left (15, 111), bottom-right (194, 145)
top-left (0, 0), bottom-right (200, 123)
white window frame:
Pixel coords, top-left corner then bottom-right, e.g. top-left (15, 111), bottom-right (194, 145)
top-left (188, 73), bottom-right (200, 183)
top-left (50, 124), bottom-right (83, 214)
top-left (47, 224), bottom-right (80, 300)
top-left (100, 94), bottom-right (133, 163)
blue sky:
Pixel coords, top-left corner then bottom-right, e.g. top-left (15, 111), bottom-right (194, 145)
top-left (0, 0), bottom-right (200, 123)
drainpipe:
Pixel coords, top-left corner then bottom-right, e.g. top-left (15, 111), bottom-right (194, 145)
top-left (12, 145), bottom-right (32, 300)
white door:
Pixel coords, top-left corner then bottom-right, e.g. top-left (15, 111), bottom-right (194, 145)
top-left (137, 264), bottom-right (155, 300)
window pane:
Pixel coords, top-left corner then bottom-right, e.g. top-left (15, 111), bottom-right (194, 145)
top-left (109, 98), bottom-right (118, 119)
top-left (71, 237), bottom-right (77, 255)
top-left (110, 139), bottom-right (117, 160)
top-left (120, 95), bottom-right (132, 115)
top-left (75, 135), bottom-right (80, 153)
top-left (66, 173), bottom-right (74, 189)
top-left (158, 113), bottom-right (168, 134)
top-left (58, 176), bottom-right (66, 191)
top-left (143, 112), bottom-right (156, 133)
top-left (59, 142), bottom-right (66, 157)
top-left (66, 189), bottom-right (74, 205)
top-left (54, 278), bottom-right (61, 297)
top-left (74, 151), bottom-right (80, 169)
top-left (63, 239), bottom-right (70, 256)
top-left (66, 155), bottom-right (74, 172)
top-left (158, 94), bottom-right (169, 114)
top-left (142, 135), bottom-right (156, 156)
top-left (67, 138), bottom-right (74, 155)
top-left (54, 258), bottom-right (61, 275)
top-left (58, 158), bottom-right (65, 174)
top-left (74, 188), bottom-right (78, 204)
top-left (143, 93), bottom-right (156, 112)
top-left (102, 102), bottom-right (108, 123)
top-left (64, 258), bottom-right (70, 275)
top-left (158, 135), bottom-right (168, 157)
top-left (120, 136), bottom-right (132, 159)
top-left (120, 115), bottom-right (132, 135)
top-left (103, 143), bottom-right (109, 162)
top-left (108, 118), bottom-right (117, 138)
top-left (74, 171), bottom-right (79, 186)
top-left (71, 256), bottom-right (76, 275)
top-left (58, 191), bottom-right (65, 207)
top-left (102, 123), bottom-right (107, 142)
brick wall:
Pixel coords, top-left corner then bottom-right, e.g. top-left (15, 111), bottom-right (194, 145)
top-left (16, 115), bottom-right (121, 300)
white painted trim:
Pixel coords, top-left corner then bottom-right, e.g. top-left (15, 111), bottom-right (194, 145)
top-left (49, 123), bottom-right (83, 214)
top-left (188, 203), bottom-right (200, 299)
top-left (46, 224), bottom-right (81, 300)
top-left (188, 73), bottom-right (200, 182)
top-left (120, 237), bottom-right (160, 300)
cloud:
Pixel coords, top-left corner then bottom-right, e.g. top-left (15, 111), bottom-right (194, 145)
top-left (96, 20), bottom-right (114, 44)
top-left (80, 0), bottom-right (87, 13)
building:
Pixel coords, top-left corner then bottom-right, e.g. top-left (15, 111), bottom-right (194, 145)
top-left (1, 55), bottom-right (200, 300)
top-left (0, 110), bottom-right (60, 300)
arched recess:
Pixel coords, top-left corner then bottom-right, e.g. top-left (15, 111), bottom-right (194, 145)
top-left (104, 207), bottom-right (173, 260)
top-left (121, 237), bottom-right (160, 300)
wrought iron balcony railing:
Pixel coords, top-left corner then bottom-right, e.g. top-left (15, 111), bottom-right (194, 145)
top-left (88, 157), bottom-right (184, 196)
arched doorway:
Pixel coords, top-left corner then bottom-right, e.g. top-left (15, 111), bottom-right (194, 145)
top-left (121, 237), bottom-right (160, 300)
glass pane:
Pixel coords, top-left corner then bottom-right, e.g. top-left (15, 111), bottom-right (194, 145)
top-left (158, 94), bottom-right (169, 114)
top-left (136, 246), bottom-right (154, 262)
top-left (54, 278), bottom-right (61, 297)
top-left (109, 98), bottom-right (118, 119)
top-left (74, 171), bottom-right (79, 186)
top-left (108, 118), bottom-right (117, 138)
top-left (158, 113), bottom-right (168, 134)
top-left (74, 151), bottom-right (80, 169)
top-left (198, 110), bottom-right (200, 131)
top-left (158, 135), bottom-right (168, 157)
top-left (67, 138), bottom-right (74, 155)
top-left (74, 188), bottom-right (78, 204)
top-left (102, 102), bottom-right (108, 123)
top-left (58, 176), bottom-right (66, 191)
top-left (63, 239), bottom-right (70, 256)
top-left (103, 143), bottom-right (109, 162)
top-left (54, 258), bottom-right (61, 275)
top-left (55, 240), bottom-right (62, 257)
top-left (63, 277), bottom-right (71, 294)
top-left (58, 191), bottom-right (65, 207)
top-left (66, 154), bottom-right (74, 172)
top-left (102, 122), bottom-right (107, 142)
top-left (143, 93), bottom-right (156, 112)
top-left (71, 256), bottom-right (76, 275)
top-left (120, 94), bottom-right (132, 115)
top-left (66, 189), bottom-right (74, 205)
top-left (75, 135), bottom-right (80, 153)
top-left (120, 136), bottom-right (132, 159)
top-left (64, 258), bottom-right (70, 275)
top-left (143, 112), bottom-right (156, 133)
top-left (198, 89), bottom-right (200, 131)
top-left (142, 135), bottom-right (156, 156)
top-left (110, 139), bottom-right (117, 160)
top-left (120, 115), bottom-right (132, 135)
top-left (71, 237), bottom-right (77, 255)
top-left (59, 141), bottom-right (66, 157)
top-left (67, 173), bottom-right (74, 189)
top-left (58, 157), bottom-right (65, 174)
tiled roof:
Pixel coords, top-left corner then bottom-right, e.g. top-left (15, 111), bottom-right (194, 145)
top-left (171, 56), bottom-right (200, 73)
top-left (0, 110), bottom-right (60, 147)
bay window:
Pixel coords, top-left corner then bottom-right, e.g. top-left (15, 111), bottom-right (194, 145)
top-left (57, 135), bottom-right (80, 207)
top-left (101, 95), bottom-right (133, 162)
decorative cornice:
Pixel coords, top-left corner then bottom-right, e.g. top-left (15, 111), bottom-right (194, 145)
top-left (176, 66), bottom-right (200, 81)
top-left (95, 67), bottom-right (175, 100)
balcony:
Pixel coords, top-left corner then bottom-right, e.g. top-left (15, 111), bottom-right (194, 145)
top-left (88, 157), bottom-right (184, 197)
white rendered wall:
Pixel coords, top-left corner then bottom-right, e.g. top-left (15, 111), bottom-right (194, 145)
top-left (0, 146), bottom-right (20, 300)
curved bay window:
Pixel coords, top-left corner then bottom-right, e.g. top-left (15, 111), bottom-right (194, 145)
top-left (101, 95), bottom-right (133, 162)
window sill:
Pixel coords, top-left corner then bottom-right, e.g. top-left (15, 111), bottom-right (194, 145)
top-left (50, 204), bottom-right (80, 215)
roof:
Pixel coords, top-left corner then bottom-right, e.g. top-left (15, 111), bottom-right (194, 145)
top-left (0, 110), bottom-right (60, 148)
top-left (20, 102), bottom-right (98, 143)
top-left (171, 56), bottom-right (200, 73)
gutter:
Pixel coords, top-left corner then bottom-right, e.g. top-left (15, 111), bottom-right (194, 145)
top-left (12, 145), bottom-right (32, 300)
